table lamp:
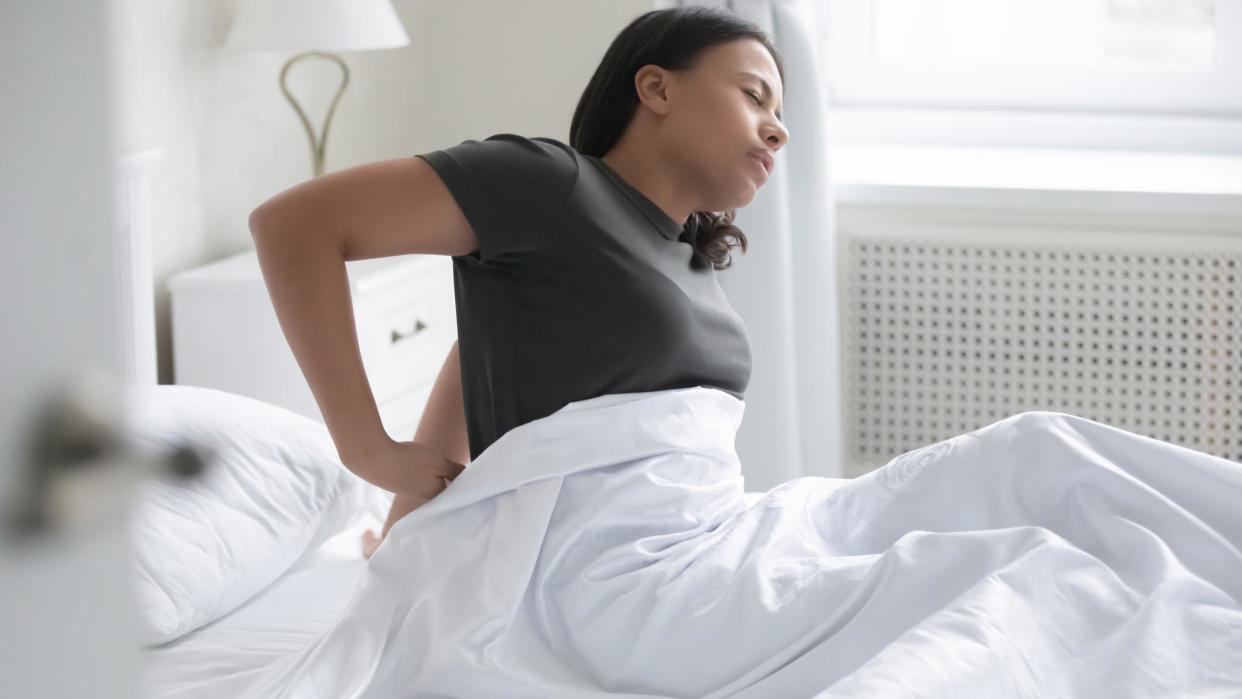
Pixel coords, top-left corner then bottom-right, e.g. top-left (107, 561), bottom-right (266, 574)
top-left (224, 0), bottom-right (410, 178)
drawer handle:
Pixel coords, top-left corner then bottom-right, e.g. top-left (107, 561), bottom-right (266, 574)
top-left (391, 319), bottom-right (429, 344)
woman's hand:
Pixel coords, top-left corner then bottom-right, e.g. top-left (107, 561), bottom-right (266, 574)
top-left (356, 439), bottom-right (465, 559)
top-left (351, 437), bottom-right (465, 499)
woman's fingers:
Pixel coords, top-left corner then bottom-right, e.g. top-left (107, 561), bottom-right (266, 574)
top-left (408, 471), bottom-right (454, 500)
top-left (407, 473), bottom-right (454, 501)
top-left (387, 443), bottom-right (463, 499)
top-left (434, 456), bottom-right (466, 480)
top-left (408, 442), bottom-right (465, 481)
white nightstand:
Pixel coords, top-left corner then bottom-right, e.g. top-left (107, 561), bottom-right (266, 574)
top-left (168, 249), bottom-right (457, 442)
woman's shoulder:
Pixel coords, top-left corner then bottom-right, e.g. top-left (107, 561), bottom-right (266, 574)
top-left (475, 132), bottom-right (578, 162)
top-left (418, 134), bottom-right (580, 264)
top-left (422, 132), bottom-right (579, 199)
top-left (474, 133), bottom-right (581, 188)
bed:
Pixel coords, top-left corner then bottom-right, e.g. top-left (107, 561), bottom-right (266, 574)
top-left (124, 383), bottom-right (1242, 698)
top-left (140, 519), bottom-right (373, 696)
top-left (138, 494), bottom-right (774, 698)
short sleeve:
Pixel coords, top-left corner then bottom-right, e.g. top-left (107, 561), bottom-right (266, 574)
top-left (415, 133), bottom-right (579, 266)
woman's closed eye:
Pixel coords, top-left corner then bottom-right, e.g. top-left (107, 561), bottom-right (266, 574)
top-left (745, 89), bottom-right (763, 105)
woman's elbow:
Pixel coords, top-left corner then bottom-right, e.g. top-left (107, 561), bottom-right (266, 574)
top-left (248, 203), bottom-right (278, 240)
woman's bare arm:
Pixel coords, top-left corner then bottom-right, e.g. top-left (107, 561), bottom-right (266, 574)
top-left (367, 341), bottom-right (469, 549)
top-left (248, 157), bottom-right (477, 489)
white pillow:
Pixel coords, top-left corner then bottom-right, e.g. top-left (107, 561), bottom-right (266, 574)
top-left (120, 384), bottom-right (387, 647)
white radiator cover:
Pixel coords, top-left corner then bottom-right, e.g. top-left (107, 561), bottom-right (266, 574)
top-left (838, 206), bottom-right (1242, 477)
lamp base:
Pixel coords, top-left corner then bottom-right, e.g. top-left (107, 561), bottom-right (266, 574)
top-left (279, 51), bottom-right (350, 178)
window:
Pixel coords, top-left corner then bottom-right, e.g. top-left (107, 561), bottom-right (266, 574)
top-left (819, 0), bottom-right (1241, 116)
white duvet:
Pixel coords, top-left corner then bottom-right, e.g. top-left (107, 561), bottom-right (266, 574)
top-left (207, 386), bottom-right (1242, 698)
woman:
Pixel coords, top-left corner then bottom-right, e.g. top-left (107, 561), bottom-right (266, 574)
top-left (245, 7), bottom-right (1242, 697)
top-left (248, 6), bottom-right (787, 557)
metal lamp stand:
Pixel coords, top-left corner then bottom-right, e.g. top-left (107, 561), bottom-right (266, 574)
top-left (279, 51), bottom-right (349, 178)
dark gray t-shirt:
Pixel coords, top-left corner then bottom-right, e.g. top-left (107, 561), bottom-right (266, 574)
top-left (416, 133), bottom-right (751, 461)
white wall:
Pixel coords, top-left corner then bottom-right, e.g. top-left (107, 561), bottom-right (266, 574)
top-left (111, 0), bottom-right (656, 383)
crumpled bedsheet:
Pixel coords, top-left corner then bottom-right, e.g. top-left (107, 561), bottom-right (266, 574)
top-left (212, 386), bottom-right (1242, 698)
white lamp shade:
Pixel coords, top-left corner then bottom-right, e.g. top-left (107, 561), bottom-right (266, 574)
top-left (225, 0), bottom-right (410, 53)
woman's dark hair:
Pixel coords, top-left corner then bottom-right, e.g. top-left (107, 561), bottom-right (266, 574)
top-left (569, 6), bottom-right (784, 271)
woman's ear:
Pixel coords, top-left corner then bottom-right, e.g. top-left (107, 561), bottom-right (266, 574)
top-left (634, 65), bottom-right (672, 116)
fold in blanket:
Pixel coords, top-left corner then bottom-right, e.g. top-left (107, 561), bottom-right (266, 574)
top-left (214, 386), bottom-right (1242, 698)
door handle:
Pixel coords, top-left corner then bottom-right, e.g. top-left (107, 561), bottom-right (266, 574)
top-left (3, 371), bottom-right (209, 544)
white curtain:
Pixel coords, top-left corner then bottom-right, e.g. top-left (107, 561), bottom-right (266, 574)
top-left (676, 0), bottom-right (844, 488)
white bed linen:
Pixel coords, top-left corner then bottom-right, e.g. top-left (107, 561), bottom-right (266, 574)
top-left (139, 519), bottom-right (374, 696)
top-left (140, 494), bottom-right (770, 698)
top-left (146, 386), bottom-right (1242, 697)
top-left (123, 383), bottom-right (377, 646)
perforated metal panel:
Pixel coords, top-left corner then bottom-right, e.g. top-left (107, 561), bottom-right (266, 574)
top-left (842, 230), bottom-right (1242, 476)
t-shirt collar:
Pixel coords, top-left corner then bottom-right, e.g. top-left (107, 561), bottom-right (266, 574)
top-left (587, 156), bottom-right (684, 242)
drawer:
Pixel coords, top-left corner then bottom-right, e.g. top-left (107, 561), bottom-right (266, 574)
top-left (355, 265), bottom-right (454, 404)
top-left (377, 380), bottom-right (435, 442)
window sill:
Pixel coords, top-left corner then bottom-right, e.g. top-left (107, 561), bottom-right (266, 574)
top-left (828, 143), bottom-right (1242, 219)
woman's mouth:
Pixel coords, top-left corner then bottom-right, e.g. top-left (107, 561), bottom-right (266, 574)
top-left (749, 154), bottom-right (770, 181)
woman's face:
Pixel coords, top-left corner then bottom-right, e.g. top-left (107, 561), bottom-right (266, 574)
top-left (659, 39), bottom-right (788, 212)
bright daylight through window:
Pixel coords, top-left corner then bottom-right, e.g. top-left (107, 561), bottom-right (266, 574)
top-left (872, 0), bottom-right (1215, 71)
